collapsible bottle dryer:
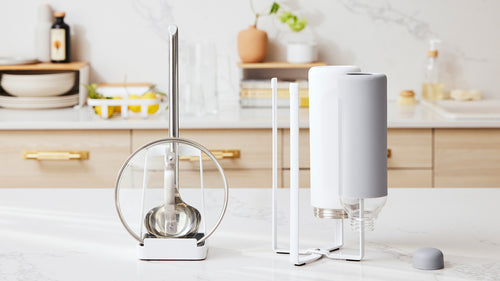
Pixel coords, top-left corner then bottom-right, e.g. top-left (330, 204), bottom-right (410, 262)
top-left (272, 66), bottom-right (388, 265)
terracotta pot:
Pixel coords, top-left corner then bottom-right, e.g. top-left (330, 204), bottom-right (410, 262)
top-left (237, 25), bottom-right (268, 63)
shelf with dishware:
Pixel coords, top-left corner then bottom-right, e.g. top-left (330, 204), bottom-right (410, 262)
top-left (0, 61), bottom-right (89, 109)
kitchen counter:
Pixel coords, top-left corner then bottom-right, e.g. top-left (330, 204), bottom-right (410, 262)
top-left (1, 101), bottom-right (500, 130)
top-left (0, 187), bottom-right (498, 281)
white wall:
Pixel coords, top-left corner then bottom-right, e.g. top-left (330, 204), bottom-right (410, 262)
top-left (1, 0), bottom-right (499, 108)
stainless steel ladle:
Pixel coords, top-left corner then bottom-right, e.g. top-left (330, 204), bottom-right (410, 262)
top-left (144, 149), bottom-right (201, 237)
top-left (143, 25), bottom-right (201, 238)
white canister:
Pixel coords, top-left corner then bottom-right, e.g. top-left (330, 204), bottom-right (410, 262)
top-left (35, 4), bottom-right (53, 62)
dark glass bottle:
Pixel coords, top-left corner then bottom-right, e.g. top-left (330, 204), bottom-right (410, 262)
top-left (50, 11), bottom-right (70, 63)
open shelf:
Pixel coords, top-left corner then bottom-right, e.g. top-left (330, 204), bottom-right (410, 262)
top-left (0, 62), bottom-right (89, 71)
top-left (237, 61), bottom-right (326, 69)
top-left (0, 62), bottom-right (90, 107)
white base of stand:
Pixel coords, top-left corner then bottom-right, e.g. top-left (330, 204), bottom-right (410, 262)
top-left (137, 238), bottom-right (207, 260)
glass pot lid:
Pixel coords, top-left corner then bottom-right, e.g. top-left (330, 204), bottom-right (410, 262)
top-left (114, 138), bottom-right (228, 244)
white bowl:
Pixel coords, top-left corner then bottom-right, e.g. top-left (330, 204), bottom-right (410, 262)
top-left (286, 43), bottom-right (318, 64)
top-left (1, 72), bottom-right (75, 97)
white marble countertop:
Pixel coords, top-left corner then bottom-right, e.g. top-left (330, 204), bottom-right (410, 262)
top-left (0, 101), bottom-right (500, 130)
top-left (0, 187), bottom-right (498, 281)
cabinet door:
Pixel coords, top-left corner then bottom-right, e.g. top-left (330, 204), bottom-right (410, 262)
top-left (132, 129), bottom-right (281, 188)
top-left (387, 129), bottom-right (433, 168)
top-left (281, 129), bottom-right (433, 188)
top-left (435, 129), bottom-right (500, 187)
top-left (0, 130), bottom-right (131, 188)
top-left (387, 129), bottom-right (433, 187)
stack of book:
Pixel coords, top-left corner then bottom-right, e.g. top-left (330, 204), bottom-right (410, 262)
top-left (240, 79), bottom-right (309, 108)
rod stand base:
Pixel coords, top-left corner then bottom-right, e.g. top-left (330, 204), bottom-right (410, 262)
top-left (138, 236), bottom-right (207, 260)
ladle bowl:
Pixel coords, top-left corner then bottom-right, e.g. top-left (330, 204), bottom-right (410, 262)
top-left (144, 198), bottom-right (201, 238)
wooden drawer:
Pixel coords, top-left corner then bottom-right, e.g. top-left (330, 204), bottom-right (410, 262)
top-left (132, 129), bottom-right (279, 169)
top-left (388, 169), bottom-right (432, 188)
top-left (0, 130), bottom-right (130, 188)
top-left (283, 129), bottom-right (433, 169)
top-left (180, 169), bottom-right (276, 188)
top-left (387, 129), bottom-right (432, 168)
top-left (282, 129), bottom-right (310, 168)
top-left (283, 168), bottom-right (432, 188)
top-left (435, 129), bottom-right (500, 187)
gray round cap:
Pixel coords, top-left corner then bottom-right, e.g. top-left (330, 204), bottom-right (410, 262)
top-left (412, 247), bottom-right (444, 270)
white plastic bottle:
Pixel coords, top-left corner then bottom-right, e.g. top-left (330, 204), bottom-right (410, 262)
top-left (422, 39), bottom-right (445, 100)
top-left (308, 66), bottom-right (360, 218)
top-left (35, 4), bottom-right (53, 62)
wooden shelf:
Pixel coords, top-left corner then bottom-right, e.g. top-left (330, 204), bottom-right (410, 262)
top-left (0, 62), bottom-right (89, 71)
top-left (237, 61), bottom-right (326, 69)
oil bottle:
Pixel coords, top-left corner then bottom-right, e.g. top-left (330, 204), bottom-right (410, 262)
top-left (422, 39), bottom-right (445, 100)
top-left (50, 11), bottom-right (70, 63)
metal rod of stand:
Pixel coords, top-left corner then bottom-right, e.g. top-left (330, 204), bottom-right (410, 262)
top-left (271, 78), bottom-right (278, 252)
top-left (168, 25), bottom-right (179, 190)
top-left (359, 198), bottom-right (365, 259)
top-left (289, 83), bottom-right (301, 266)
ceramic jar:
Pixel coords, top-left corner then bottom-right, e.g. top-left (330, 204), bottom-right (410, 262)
top-left (237, 25), bottom-right (268, 63)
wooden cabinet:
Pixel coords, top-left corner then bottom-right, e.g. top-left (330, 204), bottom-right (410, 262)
top-left (0, 130), bottom-right (130, 188)
top-left (1, 127), bottom-right (498, 188)
top-left (434, 129), bottom-right (500, 187)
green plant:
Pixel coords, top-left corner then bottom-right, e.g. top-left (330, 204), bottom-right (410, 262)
top-left (251, 1), bottom-right (307, 32)
top-left (84, 83), bottom-right (106, 99)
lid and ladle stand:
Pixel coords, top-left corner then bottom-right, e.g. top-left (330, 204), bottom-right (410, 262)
top-left (114, 25), bottom-right (229, 260)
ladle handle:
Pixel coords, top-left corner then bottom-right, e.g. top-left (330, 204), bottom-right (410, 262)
top-left (168, 25), bottom-right (179, 139)
top-left (168, 25), bottom-right (180, 191)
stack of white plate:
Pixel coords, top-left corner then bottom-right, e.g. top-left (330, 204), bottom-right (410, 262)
top-left (0, 72), bottom-right (77, 109)
top-left (0, 94), bottom-right (79, 109)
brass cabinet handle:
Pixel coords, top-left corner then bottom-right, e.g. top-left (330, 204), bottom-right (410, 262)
top-left (23, 151), bottom-right (89, 160)
top-left (179, 149), bottom-right (240, 162)
top-left (387, 149), bottom-right (392, 158)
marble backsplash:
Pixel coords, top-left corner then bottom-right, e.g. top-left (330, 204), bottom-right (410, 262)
top-left (0, 0), bottom-right (498, 109)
